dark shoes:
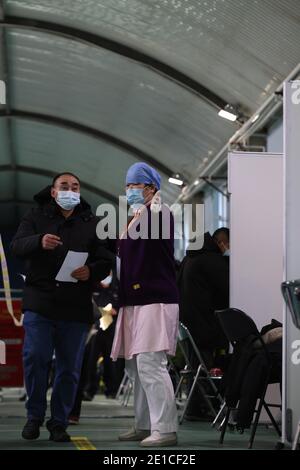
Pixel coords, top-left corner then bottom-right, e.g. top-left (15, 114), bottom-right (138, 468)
top-left (22, 420), bottom-right (41, 440)
top-left (49, 428), bottom-right (71, 442)
top-left (47, 422), bottom-right (71, 442)
top-left (22, 420), bottom-right (71, 442)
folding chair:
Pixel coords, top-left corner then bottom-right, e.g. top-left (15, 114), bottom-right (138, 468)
top-left (116, 370), bottom-right (134, 406)
top-left (175, 322), bottom-right (224, 424)
top-left (281, 279), bottom-right (300, 450)
top-left (167, 356), bottom-right (181, 394)
top-left (215, 308), bottom-right (281, 449)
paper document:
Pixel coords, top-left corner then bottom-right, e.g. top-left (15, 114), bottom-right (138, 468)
top-left (55, 251), bottom-right (88, 283)
top-left (100, 313), bottom-right (113, 331)
top-left (99, 303), bottom-right (114, 331)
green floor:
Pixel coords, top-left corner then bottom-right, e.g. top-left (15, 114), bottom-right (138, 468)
top-left (0, 394), bottom-right (279, 451)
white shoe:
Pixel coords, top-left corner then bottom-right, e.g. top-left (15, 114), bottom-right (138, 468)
top-left (140, 431), bottom-right (177, 447)
top-left (118, 427), bottom-right (150, 441)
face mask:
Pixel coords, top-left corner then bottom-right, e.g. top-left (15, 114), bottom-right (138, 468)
top-left (223, 249), bottom-right (230, 257)
top-left (56, 191), bottom-right (80, 211)
top-left (126, 188), bottom-right (144, 208)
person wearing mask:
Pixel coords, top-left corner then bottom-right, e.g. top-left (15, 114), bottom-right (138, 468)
top-left (11, 172), bottom-right (113, 442)
top-left (111, 162), bottom-right (179, 447)
top-left (177, 229), bottom-right (229, 419)
top-left (213, 227), bottom-right (230, 257)
top-left (178, 229), bottom-right (230, 359)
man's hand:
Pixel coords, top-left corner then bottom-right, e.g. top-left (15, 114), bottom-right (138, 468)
top-left (71, 265), bottom-right (90, 281)
top-left (42, 234), bottom-right (63, 250)
top-left (111, 308), bottom-right (118, 316)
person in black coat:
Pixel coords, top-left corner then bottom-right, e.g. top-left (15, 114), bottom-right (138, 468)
top-left (177, 230), bottom-right (229, 419)
top-left (83, 271), bottom-right (123, 401)
top-left (10, 172), bottom-right (114, 442)
top-left (178, 230), bottom-right (229, 358)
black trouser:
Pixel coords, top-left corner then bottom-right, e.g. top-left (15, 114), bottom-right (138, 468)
top-left (84, 322), bottom-right (124, 397)
top-left (70, 340), bottom-right (92, 418)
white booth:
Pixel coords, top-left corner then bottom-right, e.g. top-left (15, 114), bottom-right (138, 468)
top-left (229, 82), bottom-right (300, 446)
top-left (283, 80), bottom-right (300, 446)
top-left (228, 151), bottom-right (284, 330)
top-left (228, 151), bottom-right (284, 431)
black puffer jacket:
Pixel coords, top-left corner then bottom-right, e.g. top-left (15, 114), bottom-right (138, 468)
top-left (10, 186), bottom-right (114, 324)
top-left (178, 232), bottom-right (229, 350)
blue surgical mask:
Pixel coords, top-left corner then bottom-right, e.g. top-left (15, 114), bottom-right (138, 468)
top-left (223, 249), bottom-right (230, 257)
top-left (126, 188), bottom-right (144, 208)
top-left (56, 191), bottom-right (80, 211)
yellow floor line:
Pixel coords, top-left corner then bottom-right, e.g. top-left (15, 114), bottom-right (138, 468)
top-left (71, 436), bottom-right (97, 450)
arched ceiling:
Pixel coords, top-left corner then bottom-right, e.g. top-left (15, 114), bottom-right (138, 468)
top-left (0, 0), bottom-right (300, 226)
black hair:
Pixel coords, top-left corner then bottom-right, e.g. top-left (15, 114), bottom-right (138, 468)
top-left (213, 227), bottom-right (230, 242)
top-left (52, 172), bottom-right (81, 187)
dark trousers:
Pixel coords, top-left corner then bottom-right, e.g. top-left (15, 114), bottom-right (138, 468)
top-left (85, 322), bottom-right (124, 397)
top-left (70, 340), bottom-right (92, 417)
top-left (23, 311), bottom-right (88, 428)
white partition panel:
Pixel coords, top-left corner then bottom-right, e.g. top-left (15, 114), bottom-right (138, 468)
top-left (284, 81), bottom-right (300, 445)
top-left (228, 152), bottom-right (284, 329)
top-left (228, 151), bottom-right (284, 431)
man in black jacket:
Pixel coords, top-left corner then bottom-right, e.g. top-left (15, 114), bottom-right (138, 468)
top-left (11, 172), bottom-right (114, 442)
top-left (178, 230), bottom-right (229, 358)
top-left (177, 230), bottom-right (229, 419)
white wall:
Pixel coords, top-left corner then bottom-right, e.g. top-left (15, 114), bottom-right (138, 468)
top-left (284, 81), bottom-right (300, 444)
top-left (228, 152), bottom-right (284, 330)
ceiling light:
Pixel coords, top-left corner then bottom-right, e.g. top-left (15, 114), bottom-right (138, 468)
top-left (218, 104), bottom-right (238, 122)
top-left (169, 174), bottom-right (184, 186)
top-left (218, 108), bottom-right (237, 122)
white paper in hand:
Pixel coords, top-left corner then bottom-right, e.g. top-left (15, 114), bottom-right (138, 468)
top-left (99, 303), bottom-right (114, 331)
top-left (55, 251), bottom-right (88, 283)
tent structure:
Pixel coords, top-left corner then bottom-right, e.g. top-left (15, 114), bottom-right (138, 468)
top-left (0, 0), bottom-right (300, 226)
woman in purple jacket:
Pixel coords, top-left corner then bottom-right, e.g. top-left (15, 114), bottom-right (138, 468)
top-left (111, 162), bottom-right (179, 447)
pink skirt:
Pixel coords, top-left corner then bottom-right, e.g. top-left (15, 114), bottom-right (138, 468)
top-left (111, 303), bottom-right (179, 361)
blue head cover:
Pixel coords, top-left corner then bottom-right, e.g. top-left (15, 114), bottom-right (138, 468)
top-left (126, 162), bottom-right (161, 190)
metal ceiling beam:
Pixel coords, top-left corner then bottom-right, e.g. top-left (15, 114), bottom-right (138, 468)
top-left (201, 177), bottom-right (228, 199)
top-left (0, 164), bottom-right (119, 204)
top-left (1, 15), bottom-right (227, 111)
top-left (178, 61), bottom-right (300, 202)
top-left (0, 109), bottom-right (173, 177)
